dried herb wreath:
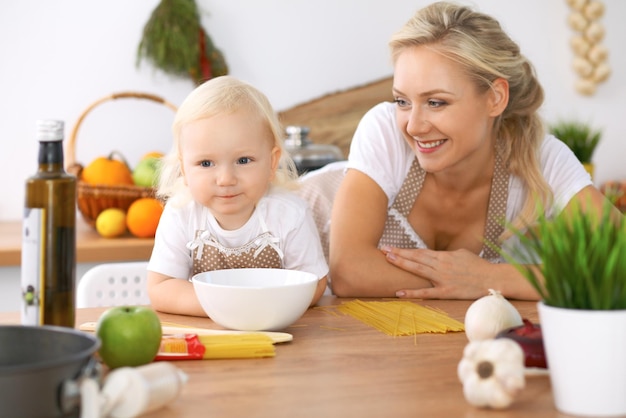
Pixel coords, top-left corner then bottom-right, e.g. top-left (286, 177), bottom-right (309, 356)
top-left (136, 0), bottom-right (228, 85)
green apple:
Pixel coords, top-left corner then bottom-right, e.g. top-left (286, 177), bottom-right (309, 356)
top-left (132, 157), bottom-right (160, 188)
top-left (96, 306), bottom-right (162, 369)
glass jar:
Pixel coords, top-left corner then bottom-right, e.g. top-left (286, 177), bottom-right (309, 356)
top-left (284, 126), bottom-right (344, 175)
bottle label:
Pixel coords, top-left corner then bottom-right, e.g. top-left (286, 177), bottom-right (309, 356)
top-left (21, 208), bottom-right (45, 325)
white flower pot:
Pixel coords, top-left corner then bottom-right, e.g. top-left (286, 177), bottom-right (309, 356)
top-left (538, 302), bottom-right (626, 417)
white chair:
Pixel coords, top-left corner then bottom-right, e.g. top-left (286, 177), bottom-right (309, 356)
top-left (77, 261), bottom-right (151, 308)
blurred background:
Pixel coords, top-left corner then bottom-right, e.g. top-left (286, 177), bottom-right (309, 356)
top-left (1, 0), bottom-right (624, 222)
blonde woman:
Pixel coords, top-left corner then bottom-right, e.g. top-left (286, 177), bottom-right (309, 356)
top-left (322, 2), bottom-right (618, 299)
top-left (148, 76), bottom-right (328, 316)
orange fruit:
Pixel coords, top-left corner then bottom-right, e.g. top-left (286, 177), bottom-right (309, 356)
top-left (141, 151), bottom-right (164, 161)
top-left (82, 151), bottom-right (134, 186)
top-left (126, 198), bottom-right (164, 238)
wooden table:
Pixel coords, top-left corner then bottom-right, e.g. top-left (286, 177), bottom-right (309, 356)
top-left (0, 297), bottom-right (567, 417)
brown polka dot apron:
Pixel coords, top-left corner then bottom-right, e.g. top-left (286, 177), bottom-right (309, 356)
top-left (379, 151), bottom-right (509, 262)
top-left (186, 212), bottom-right (283, 276)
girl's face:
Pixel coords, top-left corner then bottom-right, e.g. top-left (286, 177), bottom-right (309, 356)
top-left (392, 45), bottom-right (507, 175)
top-left (180, 109), bottom-right (280, 230)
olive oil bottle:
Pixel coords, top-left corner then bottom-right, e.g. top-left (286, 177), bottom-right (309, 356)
top-left (21, 120), bottom-right (77, 327)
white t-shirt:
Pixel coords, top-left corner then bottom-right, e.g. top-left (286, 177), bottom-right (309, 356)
top-left (148, 188), bottom-right (329, 281)
top-left (347, 102), bottom-right (593, 257)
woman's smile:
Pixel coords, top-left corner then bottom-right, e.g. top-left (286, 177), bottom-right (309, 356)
top-left (416, 139), bottom-right (447, 151)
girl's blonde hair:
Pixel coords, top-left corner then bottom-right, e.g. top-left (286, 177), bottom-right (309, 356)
top-left (390, 1), bottom-right (552, 236)
top-left (157, 76), bottom-right (299, 206)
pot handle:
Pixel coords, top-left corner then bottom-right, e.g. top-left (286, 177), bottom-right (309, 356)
top-left (80, 378), bottom-right (102, 418)
top-left (59, 356), bottom-right (103, 415)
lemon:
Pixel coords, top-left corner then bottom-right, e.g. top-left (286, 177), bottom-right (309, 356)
top-left (96, 208), bottom-right (128, 238)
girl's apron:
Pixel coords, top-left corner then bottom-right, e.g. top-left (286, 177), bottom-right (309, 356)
top-left (186, 211), bottom-right (283, 276)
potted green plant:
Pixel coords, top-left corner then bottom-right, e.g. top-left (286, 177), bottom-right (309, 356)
top-left (549, 120), bottom-right (602, 179)
top-left (505, 202), bottom-right (626, 416)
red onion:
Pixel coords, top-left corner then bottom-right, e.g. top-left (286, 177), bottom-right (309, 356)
top-left (496, 318), bottom-right (547, 369)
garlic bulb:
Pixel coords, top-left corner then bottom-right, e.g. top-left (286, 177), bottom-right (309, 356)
top-left (592, 63), bottom-right (611, 83)
top-left (570, 35), bottom-right (591, 56)
top-left (575, 78), bottom-right (597, 95)
top-left (458, 338), bottom-right (526, 409)
top-left (587, 44), bottom-right (608, 64)
top-left (584, 0), bottom-right (605, 20)
top-left (567, 0), bottom-right (588, 12)
top-left (585, 22), bottom-right (605, 42)
top-left (566, 0), bottom-right (610, 95)
top-left (568, 11), bottom-right (588, 31)
top-left (464, 289), bottom-right (523, 342)
top-left (573, 56), bottom-right (594, 77)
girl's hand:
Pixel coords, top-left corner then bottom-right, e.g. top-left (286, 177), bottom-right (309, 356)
top-left (382, 246), bottom-right (493, 300)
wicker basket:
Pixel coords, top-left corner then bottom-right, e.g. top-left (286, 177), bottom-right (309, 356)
top-left (66, 91), bottom-right (177, 227)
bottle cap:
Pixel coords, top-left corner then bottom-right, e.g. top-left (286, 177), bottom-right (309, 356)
top-left (36, 120), bottom-right (64, 142)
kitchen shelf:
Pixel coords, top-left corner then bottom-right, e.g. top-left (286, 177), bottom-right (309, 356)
top-left (0, 217), bottom-right (153, 267)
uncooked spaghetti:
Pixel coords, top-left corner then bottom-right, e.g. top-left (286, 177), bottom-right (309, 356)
top-left (337, 300), bottom-right (464, 336)
top-left (155, 333), bottom-right (275, 360)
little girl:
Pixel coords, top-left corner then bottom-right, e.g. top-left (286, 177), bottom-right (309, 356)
top-left (147, 76), bottom-right (328, 316)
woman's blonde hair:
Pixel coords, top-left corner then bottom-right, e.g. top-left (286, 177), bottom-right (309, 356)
top-left (157, 76), bottom-right (299, 206)
top-left (389, 1), bottom-right (552, 236)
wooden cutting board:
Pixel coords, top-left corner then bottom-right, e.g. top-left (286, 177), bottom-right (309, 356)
top-left (278, 76), bottom-right (393, 157)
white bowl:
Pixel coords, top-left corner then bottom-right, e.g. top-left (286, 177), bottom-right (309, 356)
top-left (192, 268), bottom-right (318, 331)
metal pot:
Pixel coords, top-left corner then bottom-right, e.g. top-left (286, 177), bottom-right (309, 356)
top-left (284, 126), bottom-right (344, 175)
top-left (0, 325), bottom-right (100, 417)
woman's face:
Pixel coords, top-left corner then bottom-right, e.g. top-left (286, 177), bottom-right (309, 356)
top-left (180, 109), bottom-right (280, 230)
top-left (392, 45), bottom-right (506, 175)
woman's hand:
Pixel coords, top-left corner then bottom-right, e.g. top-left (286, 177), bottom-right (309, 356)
top-left (383, 246), bottom-right (521, 300)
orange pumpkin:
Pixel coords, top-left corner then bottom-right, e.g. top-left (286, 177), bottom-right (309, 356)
top-left (81, 151), bottom-right (134, 186)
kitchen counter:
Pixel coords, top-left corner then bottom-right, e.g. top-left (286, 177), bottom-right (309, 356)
top-left (0, 297), bottom-right (559, 417)
top-left (0, 217), bottom-right (153, 266)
